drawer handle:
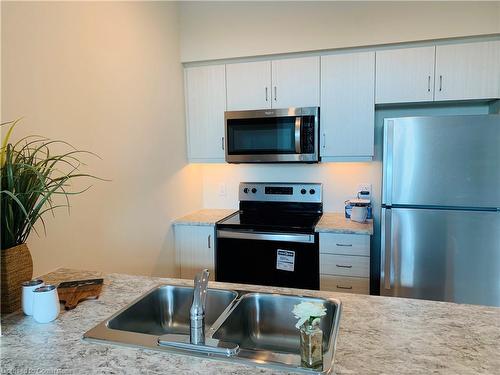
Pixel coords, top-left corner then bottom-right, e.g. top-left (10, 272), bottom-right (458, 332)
top-left (335, 243), bottom-right (352, 247)
top-left (336, 285), bottom-right (353, 290)
top-left (336, 264), bottom-right (352, 268)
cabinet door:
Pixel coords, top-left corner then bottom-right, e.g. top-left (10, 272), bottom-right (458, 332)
top-left (226, 61), bottom-right (271, 110)
top-left (375, 46), bottom-right (435, 104)
top-left (271, 56), bottom-right (320, 108)
top-left (320, 51), bottom-right (375, 159)
top-left (434, 41), bottom-right (500, 101)
top-left (175, 225), bottom-right (215, 280)
top-left (185, 65), bottom-right (226, 161)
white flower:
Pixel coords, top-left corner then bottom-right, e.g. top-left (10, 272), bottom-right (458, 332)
top-left (292, 301), bottom-right (327, 329)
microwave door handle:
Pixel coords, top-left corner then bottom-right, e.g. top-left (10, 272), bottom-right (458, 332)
top-left (294, 117), bottom-right (302, 153)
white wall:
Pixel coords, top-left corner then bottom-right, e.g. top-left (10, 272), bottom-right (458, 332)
top-left (1, 2), bottom-right (203, 277)
top-left (179, 1), bottom-right (500, 62)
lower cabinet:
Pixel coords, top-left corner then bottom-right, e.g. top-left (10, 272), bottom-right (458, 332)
top-left (319, 232), bottom-right (370, 294)
top-left (320, 275), bottom-right (369, 295)
top-left (320, 254), bottom-right (370, 277)
top-left (174, 224), bottom-right (215, 280)
top-left (174, 224), bottom-right (371, 292)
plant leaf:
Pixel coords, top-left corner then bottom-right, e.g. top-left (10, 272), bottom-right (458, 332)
top-left (1, 118), bottom-right (22, 167)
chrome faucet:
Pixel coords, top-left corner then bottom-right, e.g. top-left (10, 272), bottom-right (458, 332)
top-left (190, 269), bottom-right (210, 345)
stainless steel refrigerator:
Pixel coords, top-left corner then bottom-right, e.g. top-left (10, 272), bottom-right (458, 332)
top-left (381, 114), bottom-right (500, 307)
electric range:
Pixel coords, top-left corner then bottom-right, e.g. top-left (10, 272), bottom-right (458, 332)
top-left (216, 182), bottom-right (322, 290)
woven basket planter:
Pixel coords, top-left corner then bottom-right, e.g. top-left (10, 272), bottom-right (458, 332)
top-left (1, 243), bottom-right (33, 314)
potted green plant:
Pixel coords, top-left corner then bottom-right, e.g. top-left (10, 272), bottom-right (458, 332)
top-left (1, 119), bottom-right (100, 313)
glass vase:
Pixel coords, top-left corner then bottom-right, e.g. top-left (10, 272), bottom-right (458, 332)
top-left (300, 322), bottom-right (323, 369)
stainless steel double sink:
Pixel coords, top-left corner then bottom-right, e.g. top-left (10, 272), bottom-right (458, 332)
top-left (84, 285), bottom-right (342, 374)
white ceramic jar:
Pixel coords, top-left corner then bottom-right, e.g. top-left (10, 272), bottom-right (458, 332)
top-left (21, 279), bottom-right (44, 316)
top-left (32, 285), bottom-right (60, 323)
top-left (351, 206), bottom-right (368, 223)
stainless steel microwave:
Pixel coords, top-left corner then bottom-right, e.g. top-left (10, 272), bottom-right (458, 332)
top-left (224, 107), bottom-right (319, 163)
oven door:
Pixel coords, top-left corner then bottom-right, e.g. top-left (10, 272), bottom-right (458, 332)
top-left (215, 229), bottom-right (319, 290)
top-left (225, 107), bottom-right (318, 163)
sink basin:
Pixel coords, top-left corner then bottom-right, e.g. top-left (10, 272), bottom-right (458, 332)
top-left (84, 284), bottom-right (341, 374)
top-left (107, 285), bottom-right (238, 335)
top-left (212, 293), bottom-right (337, 354)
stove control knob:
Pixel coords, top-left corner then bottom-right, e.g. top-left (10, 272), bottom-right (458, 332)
top-left (251, 188), bottom-right (257, 194)
top-left (243, 188), bottom-right (249, 194)
top-left (301, 189), bottom-right (307, 195)
top-left (309, 189), bottom-right (316, 195)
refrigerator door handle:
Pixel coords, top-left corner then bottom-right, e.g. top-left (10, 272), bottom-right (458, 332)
top-left (383, 119), bottom-right (394, 205)
top-left (382, 208), bottom-right (392, 290)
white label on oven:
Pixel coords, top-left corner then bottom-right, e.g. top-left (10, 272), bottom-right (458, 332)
top-left (276, 249), bottom-right (295, 272)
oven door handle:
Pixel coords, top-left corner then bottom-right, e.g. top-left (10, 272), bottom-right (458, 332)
top-left (217, 229), bottom-right (315, 244)
top-left (294, 116), bottom-right (302, 154)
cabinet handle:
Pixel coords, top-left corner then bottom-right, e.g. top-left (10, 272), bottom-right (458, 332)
top-left (439, 75), bottom-right (443, 92)
top-left (208, 235), bottom-right (211, 249)
top-left (336, 243), bottom-right (353, 247)
top-left (427, 75), bottom-right (431, 92)
top-left (221, 137), bottom-right (224, 151)
top-left (274, 86), bottom-right (277, 101)
top-left (336, 264), bottom-right (353, 268)
top-left (322, 133), bottom-right (326, 149)
top-left (336, 285), bottom-right (353, 290)
top-left (265, 87), bottom-right (268, 101)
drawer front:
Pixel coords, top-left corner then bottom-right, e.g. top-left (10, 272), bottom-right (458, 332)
top-left (320, 275), bottom-right (369, 294)
top-left (320, 254), bottom-right (370, 277)
top-left (319, 233), bottom-right (370, 256)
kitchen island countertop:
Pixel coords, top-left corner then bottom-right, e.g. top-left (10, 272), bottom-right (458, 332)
top-left (2, 268), bottom-right (499, 375)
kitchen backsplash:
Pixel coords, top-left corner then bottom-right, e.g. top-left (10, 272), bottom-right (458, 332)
top-left (201, 162), bottom-right (380, 212)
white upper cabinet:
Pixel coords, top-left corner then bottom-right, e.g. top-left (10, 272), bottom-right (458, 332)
top-left (226, 57), bottom-right (320, 111)
top-left (184, 64), bottom-right (226, 161)
top-left (375, 41), bottom-right (500, 104)
top-left (375, 46), bottom-right (436, 104)
top-left (184, 39), bottom-right (499, 164)
top-left (226, 61), bottom-right (272, 110)
top-left (321, 51), bottom-right (375, 159)
top-left (271, 56), bottom-right (320, 108)
top-left (434, 41), bottom-right (500, 101)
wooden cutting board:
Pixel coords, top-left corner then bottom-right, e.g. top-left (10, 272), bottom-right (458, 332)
top-left (57, 278), bottom-right (103, 310)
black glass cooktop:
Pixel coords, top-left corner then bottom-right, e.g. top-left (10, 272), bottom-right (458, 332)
top-left (217, 211), bottom-right (321, 234)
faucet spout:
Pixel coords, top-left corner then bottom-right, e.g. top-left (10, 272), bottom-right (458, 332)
top-left (190, 269), bottom-right (210, 344)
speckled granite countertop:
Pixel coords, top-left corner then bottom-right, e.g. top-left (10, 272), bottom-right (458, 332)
top-left (173, 209), bottom-right (373, 235)
top-left (173, 209), bottom-right (235, 226)
top-left (315, 213), bottom-right (373, 235)
top-left (3, 268), bottom-right (498, 374)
